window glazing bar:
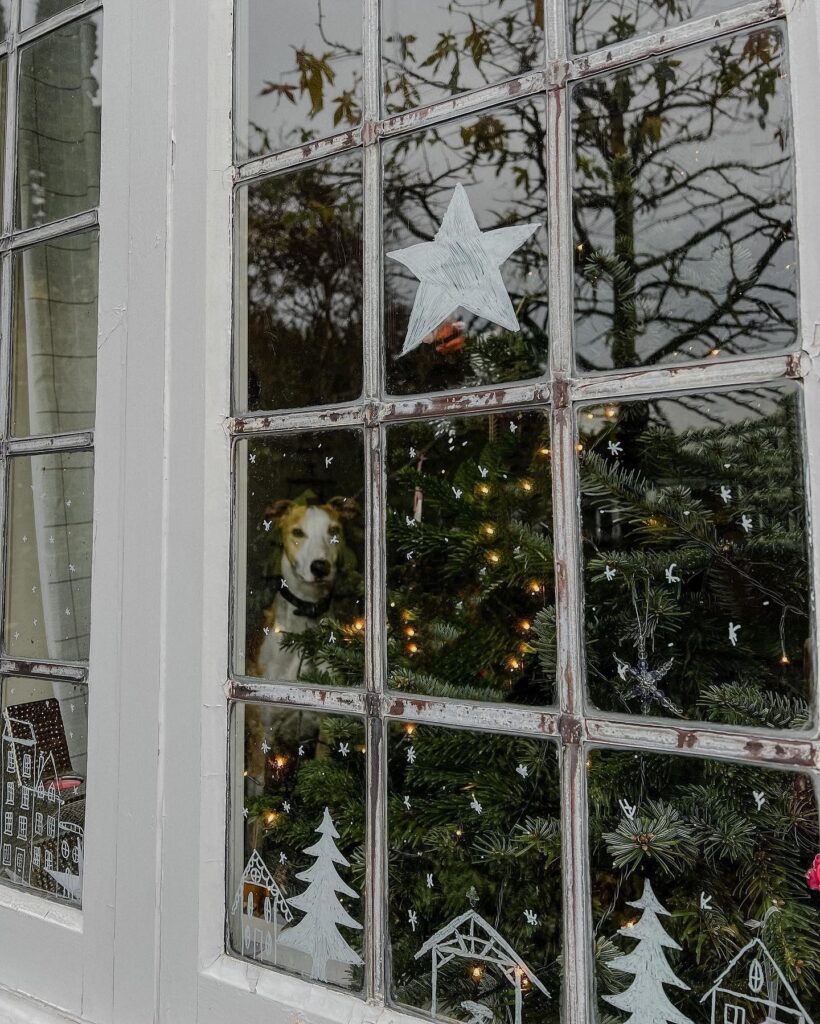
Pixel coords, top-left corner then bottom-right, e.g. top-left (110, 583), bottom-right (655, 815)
top-left (570, 352), bottom-right (805, 403)
top-left (571, 0), bottom-right (781, 80)
top-left (2, 209), bottom-right (100, 252)
top-left (235, 128), bottom-right (363, 182)
top-left (17, 0), bottom-right (103, 48)
top-left (0, 657), bottom-right (88, 681)
top-left (232, 382), bottom-right (551, 436)
top-left (6, 431), bottom-right (94, 455)
top-left (585, 715), bottom-right (818, 768)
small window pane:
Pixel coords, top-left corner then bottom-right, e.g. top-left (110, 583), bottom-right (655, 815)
top-left (573, 28), bottom-right (796, 371)
top-left (385, 102), bottom-right (548, 396)
top-left (580, 384), bottom-right (812, 727)
top-left (5, 452), bottom-right (94, 662)
top-left (0, 677), bottom-right (87, 905)
top-left (234, 0), bottom-right (361, 160)
top-left (381, 0), bottom-right (544, 114)
top-left (236, 154), bottom-right (363, 413)
top-left (388, 722), bottom-right (560, 1022)
top-left (570, 0), bottom-right (740, 54)
top-left (236, 431), bottom-right (365, 686)
top-left (387, 412), bottom-right (555, 705)
top-left (12, 230), bottom-right (99, 437)
top-left (16, 14), bottom-right (102, 229)
top-left (229, 705), bottom-right (365, 991)
top-left (20, 0), bottom-right (83, 31)
top-left (0, 5), bottom-right (8, 36)
top-left (588, 749), bottom-right (820, 1023)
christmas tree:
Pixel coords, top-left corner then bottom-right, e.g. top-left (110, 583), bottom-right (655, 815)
top-left (245, 382), bottom-right (818, 1022)
top-left (603, 878), bottom-right (693, 1024)
top-left (279, 806), bottom-right (363, 983)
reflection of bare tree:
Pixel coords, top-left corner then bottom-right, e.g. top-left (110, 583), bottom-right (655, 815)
top-left (244, 158), bottom-right (363, 410)
top-left (573, 29), bottom-right (795, 370)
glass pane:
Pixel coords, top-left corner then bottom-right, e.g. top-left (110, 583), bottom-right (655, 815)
top-left (589, 749), bottom-right (820, 1024)
top-left (12, 230), bottom-right (99, 437)
top-left (573, 28), bottom-right (796, 372)
top-left (580, 384), bottom-right (812, 727)
top-left (237, 154), bottom-right (363, 412)
top-left (21, 0), bottom-right (82, 31)
top-left (381, 0), bottom-right (544, 114)
top-left (0, 4), bottom-right (8, 37)
top-left (388, 722), bottom-right (560, 1023)
top-left (228, 705), bottom-right (365, 991)
top-left (16, 14), bottom-right (102, 229)
top-left (385, 102), bottom-right (548, 396)
top-left (5, 453), bottom-right (94, 662)
top-left (234, 0), bottom-right (361, 160)
top-left (236, 431), bottom-right (365, 686)
top-left (0, 677), bottom-right (87, 905)
top-left (570, 0), bottom-right (740, 54)
top-left (386, 412), bottom-right (555, 705)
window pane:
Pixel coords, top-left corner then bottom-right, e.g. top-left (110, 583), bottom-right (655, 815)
top-left (20, 0), bottom-right (83, 31)
top-left (234, 0), bottom-right (361, 160)
top-left (12, 230), bottom-right (99, 437)
top-left (573, 28), bottom-right (796, 372)
top-left (236, 431), bottom-right (365, 686)
top-left (570, 0), bottom-right (740, 54)
top-left (5, 452), bottom-right (94, 662)
top-left (228, 705), bottom-right (366, 991)
top-left (1, 677), bottom-right (87, 905)
top-left (388, 722), bottom-right (560, 1022)
top-left (385, 102), bottom-right (548, 396)
top-left (386, 412), bottom-right (555, 705)
top-left (16, 14), bottom-right (102, 229)
top-left (580, 384), bottom-right (812, 727)
top-left (236, 154), bottom-right (363, 412)
top-left (381, 0), bottom-right (544, 114)
top-left (588, 749), bottom-right (820, 1024)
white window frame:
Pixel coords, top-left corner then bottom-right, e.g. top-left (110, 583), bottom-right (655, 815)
top-left (0, 1), bottom-right (815, 1024)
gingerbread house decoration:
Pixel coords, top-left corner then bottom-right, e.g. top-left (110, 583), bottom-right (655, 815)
top-left (415, 909), bottom-right (549, 1024)
top-left (701, 937), bottom-right (815, 1024)
top-left (232, 849), bottom-right (292, 964)
top-left (1, 703), bottom-right (83, 901)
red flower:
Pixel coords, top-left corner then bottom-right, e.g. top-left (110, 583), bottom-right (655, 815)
top-left (807, 854), bottom-right (820, 891)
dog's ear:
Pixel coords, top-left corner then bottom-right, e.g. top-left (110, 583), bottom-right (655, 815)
top-left (265, 498), bottom-right (294, 522)
top-left (326, 495), bottom-right (361, 521)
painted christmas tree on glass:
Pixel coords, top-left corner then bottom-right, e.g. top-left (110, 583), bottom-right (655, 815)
top-left (280, 806), bottom-right (362, 983)
top-left (604, 878), bottom-right (694, 1024)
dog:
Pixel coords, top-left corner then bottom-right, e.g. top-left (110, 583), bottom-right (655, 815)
top-left (252, 496), bottom-right (359, 682)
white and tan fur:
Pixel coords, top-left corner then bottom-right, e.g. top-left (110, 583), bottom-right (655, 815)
top-left (246, 497), bottom-right (358, 784)
top-left (255, 498), bottom-right (356, 681)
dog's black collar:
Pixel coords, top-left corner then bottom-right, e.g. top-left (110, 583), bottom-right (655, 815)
top-left (273, 576), bottom-right (332, 619)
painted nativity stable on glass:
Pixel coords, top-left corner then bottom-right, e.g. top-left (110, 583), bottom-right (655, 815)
top-left (0, 1), bottom-right (819, 1024)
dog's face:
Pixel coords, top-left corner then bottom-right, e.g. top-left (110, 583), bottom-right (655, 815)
top-left (267, 497), bottom-right (358, 590)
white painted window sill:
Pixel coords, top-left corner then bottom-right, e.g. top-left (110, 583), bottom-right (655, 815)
top-left (0, 990), bottom-right (80, 1024)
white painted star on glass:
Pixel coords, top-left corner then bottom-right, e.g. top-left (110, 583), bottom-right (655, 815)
top-left (387, 184), bottom-right (540, 356)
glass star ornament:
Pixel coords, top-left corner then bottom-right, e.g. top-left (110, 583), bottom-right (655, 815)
top-left (615, 636), bottom-right (680, 715)
top-left (387, 183), bottom-right (541, 356)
